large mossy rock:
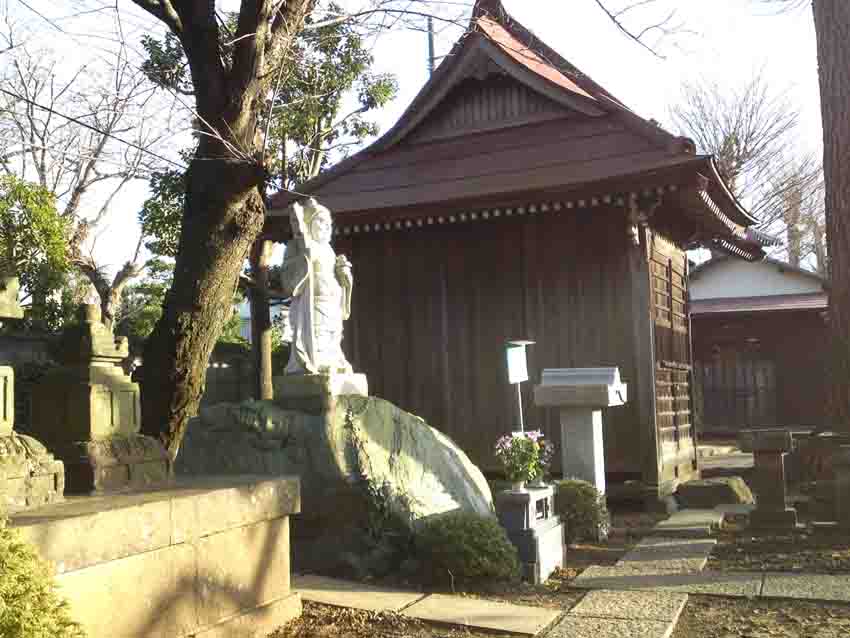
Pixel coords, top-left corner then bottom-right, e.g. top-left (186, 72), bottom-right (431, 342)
top-left (176, 395), bottom-right (493, 571)
top-left (676, 476), bottom-right (755, 509)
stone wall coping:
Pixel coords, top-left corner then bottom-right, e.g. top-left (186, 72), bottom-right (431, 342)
top-left (9, 475), bottom-right (300, 574)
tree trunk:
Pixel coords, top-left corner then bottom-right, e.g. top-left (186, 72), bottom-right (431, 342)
top-left (250, 239), bottom-right (274, 400)
top-left (140, 152), bottom-right (266, 459)
top-left (813, 0), bottom-right (850, 430)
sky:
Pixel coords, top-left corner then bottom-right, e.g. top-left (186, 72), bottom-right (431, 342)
top-left (5, 0), bottom-right (824, 274)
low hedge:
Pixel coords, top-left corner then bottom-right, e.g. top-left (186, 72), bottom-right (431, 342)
top-left (0, 518), bottom-right (84, 638)
top-left (415, 512), bottom-right (519, 585)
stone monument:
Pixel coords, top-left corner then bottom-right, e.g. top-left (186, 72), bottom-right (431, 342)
top-left (745, 428), bottom-right (798, 529)
top-left (534, 368), bottom-right (628, 495)
top-left (277, 198), bottom-right (367, 406)
top-left (29, 304), bottom-right (170, 493)
top-left (0, 275), bottom-right (65, 512)
top-left (495, 485), bottom-right (565, 584)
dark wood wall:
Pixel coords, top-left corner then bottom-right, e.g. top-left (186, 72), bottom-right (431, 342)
top-left (335, 206), bottom-right (646, 476)
top-left (693, 312), bottom-right (829, 432)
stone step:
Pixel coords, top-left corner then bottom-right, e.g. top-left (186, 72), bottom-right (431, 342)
top-left (293, 575), bottom-right (426, 612)
top-left (649, 509), bottom-right (725, 538)
top-left (572, 566), bottom-right (763, 598)
top-left (293, 575), bottom-right (562, 636)
top-left (402, 593), bottom-right (561, 636)
top-left (616, 537), bottom-right (716, 573)
top-left (550, 590), bottom-right (687, 638)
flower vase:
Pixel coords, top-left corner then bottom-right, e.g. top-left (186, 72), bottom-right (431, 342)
top-left (511, 480), bottom-right (527, 492)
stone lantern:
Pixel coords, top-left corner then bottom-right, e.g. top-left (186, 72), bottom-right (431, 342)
top-left (29, 304), bottom-right (170, 493)
top-left (0, 275), bottom-right (65, 512)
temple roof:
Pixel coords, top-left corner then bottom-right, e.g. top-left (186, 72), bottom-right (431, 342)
top-left (267, 0), bottom-right (768, 260)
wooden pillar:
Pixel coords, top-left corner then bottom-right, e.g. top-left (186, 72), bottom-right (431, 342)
top-left (249, 239), bottom-right (274, 401)
top-left (629, 223), bottom-right (660, 500)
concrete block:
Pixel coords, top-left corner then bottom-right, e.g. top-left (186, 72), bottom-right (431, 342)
top-left (676, 477), bottom-right (754, 509)
top-left (171, 476), bottom-right (300, 542)
top-left (14, 496), bottom-right (173, 574)
top-left (196, 518), bottom-right (291, 626)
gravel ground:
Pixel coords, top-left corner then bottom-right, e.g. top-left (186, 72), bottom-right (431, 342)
top-left (671, 595), bottom-right (850, 638)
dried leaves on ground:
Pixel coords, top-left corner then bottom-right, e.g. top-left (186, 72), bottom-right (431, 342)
top-left (709, 530), bottom-right (850, 574)
top-left (270, 602), bottom-right (498, 638)
top-left (672, 595), bottom-right (850, 638)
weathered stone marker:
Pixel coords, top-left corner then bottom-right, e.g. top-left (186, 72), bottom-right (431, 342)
top-left (745, 428), bottom-right (798, 529)
top-left (0, 276), bottom-right (65, 512)
top-left (29, 304), bottom-right (169, 493)
top-left (534, 368), bottom-right (628, 494)
top-left (495, 485), bottom-right (565, 584)
top-left (833, 446), bottom-right (850, 530)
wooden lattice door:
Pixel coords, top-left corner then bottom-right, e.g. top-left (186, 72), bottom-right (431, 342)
top-left (650, 234), bottom-right (699, 487)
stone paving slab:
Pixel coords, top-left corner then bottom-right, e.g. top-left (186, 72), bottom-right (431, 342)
top-left (650, 510), bottom-right (724, 538)
top-left (568, 590), bottom-right (687, 624)
top-left (293, 575), bottom-right (426, 612)
top-left (401, 593), bottom-right (561, 636)
top-left (573, 566), bottom-right (762, 598)
top-left (617, 537), bottom-right (716, 573)
top-left (548, 615), bottom-right (674, 638)
top-left (762, 573), bottom-right (850, 602)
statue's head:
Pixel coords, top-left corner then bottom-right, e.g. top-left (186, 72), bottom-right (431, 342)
top-left (302, 198), bottom-right (333, 244)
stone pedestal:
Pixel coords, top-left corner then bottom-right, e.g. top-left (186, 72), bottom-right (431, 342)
top-left (559, 407), bottom-right (606, 494)
top-left (495, 485), bottom-right (565, 584)
top-left (274, 372), bottom-right (368, 413)
top-left (833, 446), bottom-right (850, 530)
top-left (746, 429), bottom-right (798, 529)
top-left (29, 305), bottom-right (169, 494)
top-left (10, 475), bottom-right (302, 638)
top-left (534, 368), bottom-right (627, 495)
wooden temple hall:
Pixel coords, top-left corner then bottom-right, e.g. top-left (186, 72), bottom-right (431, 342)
top-left (267, 0), bottom-right (771, 503)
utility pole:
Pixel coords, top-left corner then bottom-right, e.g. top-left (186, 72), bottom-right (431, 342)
top-left (427, 16), bottom-right (436, 76)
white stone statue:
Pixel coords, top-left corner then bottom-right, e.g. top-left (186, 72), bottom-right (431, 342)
top-left (281, 198), bottom-right (354, 375)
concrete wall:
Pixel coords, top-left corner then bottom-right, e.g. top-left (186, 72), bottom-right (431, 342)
top-left (690, 259), bottom-right (825, 300)
top-left (9, 476), bottom-right (301, 638)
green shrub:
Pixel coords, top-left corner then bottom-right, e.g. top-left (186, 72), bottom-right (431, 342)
top-left (0, 518), bottom-right (84, 638)
top-left (415, 512), bottom-right (519, 585)
top-left (554, 479), bottom-right (609, 544)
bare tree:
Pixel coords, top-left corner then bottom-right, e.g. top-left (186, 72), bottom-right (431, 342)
top-left (756, 0), bottom-right (850, 428)
top-left (0, 26), bottom-right (175, 328)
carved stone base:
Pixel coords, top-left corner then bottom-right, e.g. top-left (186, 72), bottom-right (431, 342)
top-left (273, 373), bottom-right (368, 413)
top-left (61, 434), bottom-right (171, 494)
top-left (0, 434), bottom-right (65, 512)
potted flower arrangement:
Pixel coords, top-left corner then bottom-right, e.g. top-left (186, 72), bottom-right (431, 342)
top-left (494, 431), bottom-right (549, 492)
top-left (530, 433), bottom-right (555, 487)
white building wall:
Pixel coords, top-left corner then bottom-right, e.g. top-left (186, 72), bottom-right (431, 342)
top-left (690, 259), bottom-right (824, 300)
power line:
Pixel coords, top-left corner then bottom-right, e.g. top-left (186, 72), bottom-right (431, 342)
top-left (0, 86), bottom-right (186, 169)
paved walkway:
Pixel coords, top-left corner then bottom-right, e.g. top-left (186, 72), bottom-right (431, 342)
top-left (294, 574), bottom-right (561, 636)
top-left (293, 516), bottom-right (850, 637)
top-left (293, 574), bottom-right (684, 637)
